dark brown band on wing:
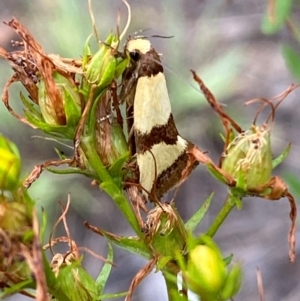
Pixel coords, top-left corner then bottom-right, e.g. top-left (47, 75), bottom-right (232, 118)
top-left (151, 149), bottom-right (198, 200)
top-left (135, 114), bottom-right (179, 153)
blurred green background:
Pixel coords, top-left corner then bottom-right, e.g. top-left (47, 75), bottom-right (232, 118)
top-left (1, 0), bottom-right (300, 300)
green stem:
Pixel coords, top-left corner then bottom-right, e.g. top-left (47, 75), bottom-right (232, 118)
top-left (80, 135), bottom-right (141, 235)
top-left (206, 193), bottom-right (236, 237)
top-left (163, 271), bottom-right (178, 301)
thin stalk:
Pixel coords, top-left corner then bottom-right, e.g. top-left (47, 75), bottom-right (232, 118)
top-left (80, 135), bottom-right (141, 235)
top-left (163, 271), bottom-right (178, 301)
top-left (206, 193), bottom-right (236, 237)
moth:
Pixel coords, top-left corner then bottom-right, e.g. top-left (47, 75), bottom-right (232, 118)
top-left (122, 37), bottom-right (197, 201)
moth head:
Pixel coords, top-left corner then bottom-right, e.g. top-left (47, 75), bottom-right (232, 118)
top-left (126, 38), bottom-right (151, 61)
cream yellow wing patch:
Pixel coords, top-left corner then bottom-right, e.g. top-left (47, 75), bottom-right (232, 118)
top-left (137, 136), bottom-right (188, 194)
top-left (134, 72), bottom-right (172, 134)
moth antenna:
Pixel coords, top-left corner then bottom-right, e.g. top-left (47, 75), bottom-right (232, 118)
top-left (151, 35), bottom-right (174, 39)
top-left (88, 0), bottom-right (100, 43)
top-left (152, 58), bottom-right (200, 94)
top-left (119, 0), bottom-right (131, 42)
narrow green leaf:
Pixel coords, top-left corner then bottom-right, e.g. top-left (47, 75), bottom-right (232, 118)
top-left (0, 280), bottom-right (34, 298)
top-left (283, 173), bottom-right (300, 200)
top-left (98, 292), bottom-right (128, 299)
top-left (54, 147), bottom-right (67, 160)
top-left (96, 243), bottom-right (114, 295)
top-left (99, 229), bottom-right (150, 259)
top-left (20, 92), bottom-right (42, 118)
top-left (261, 0), bottom-right (293, 34)
top-left (185, 193), bottom-right (214, 232)
top-left (272, 143), bottom-right (291, 169)
top-left (157, 256), bottom-right (173, 270)
top-left (223, 253), bottom-right (234, 266)
top-left (108, 151), bottom-right (130, 186)
top-left (207, 163), bottom-right (228, 185)
top-left (46, 166), bottom-right (97, 179)
top-left (282, 44), bottom-right (300, 80)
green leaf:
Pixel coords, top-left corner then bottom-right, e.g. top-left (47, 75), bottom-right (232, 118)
top-left (108, 151), bottom-right (130, 185)
top-left (98, 291), bottom-right (128, 299)
top-left (20, 92), bottom-right (42, 118)
top-left (96, 243), bottom-right (114, 295)
top-left (46, 166), bottom-right (97, 179)
top-left (157, 256), bottom-right (173, 270)
top-left (283, 173), bottom-right (300, 200)
top-left (98, 228), bottom-right (151, 259)
top-left (282, 44), bottom-right (300, 80)
top-left (282, 44), bottom-right (300, 78)
top-left (0, 280), bottom-right (34, 298)
top-left (24, 110), bottom-right (75, 139)
top-left (206, 163), bottom-right (228, 185)
top-left (114, 54), bottom-right (130, 79)
top-left (223, 253), bottom-right (234, 266)
top-left (185, 193), bottom-right (214, 232)
top-left (261, 0), bottom-right (293, 34)
top-left (272, 142), bottom-right (291, 168)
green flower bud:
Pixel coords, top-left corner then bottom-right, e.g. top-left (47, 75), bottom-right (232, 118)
top-left (84, 34), bottom-right (129, 99)
top-left (39, 71), bottom-right (82, 127)
top-left (186, 245), bottom-right (227, 298)
top-left (0, 134), bottom-right (21, 191)
top-left (222, 125), bottom-right (272, 190)
top-left (0, 196), bottom-right (32, 238)
top-left (86, 34), bottom-right (118, 91)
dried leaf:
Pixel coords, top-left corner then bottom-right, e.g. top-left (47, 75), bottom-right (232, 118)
top-left (125, 258), bottom-right (156, 301)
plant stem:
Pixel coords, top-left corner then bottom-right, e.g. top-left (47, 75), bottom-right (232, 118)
top-left (163, 270), bottom-right (178, 301)
top-left (206, 193), bottom-right (236, 237)
top-left (80, 134), bottom-right (141, 235)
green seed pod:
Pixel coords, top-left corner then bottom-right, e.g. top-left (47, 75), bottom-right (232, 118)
top-left (0, 134), bottom-right (21, 191)
top-left (38, 71), bottom-right (82, 127)
top-left (186, 245), bottom-right (227, 298)
top-left (222, 126), bottom-right (272, 190)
